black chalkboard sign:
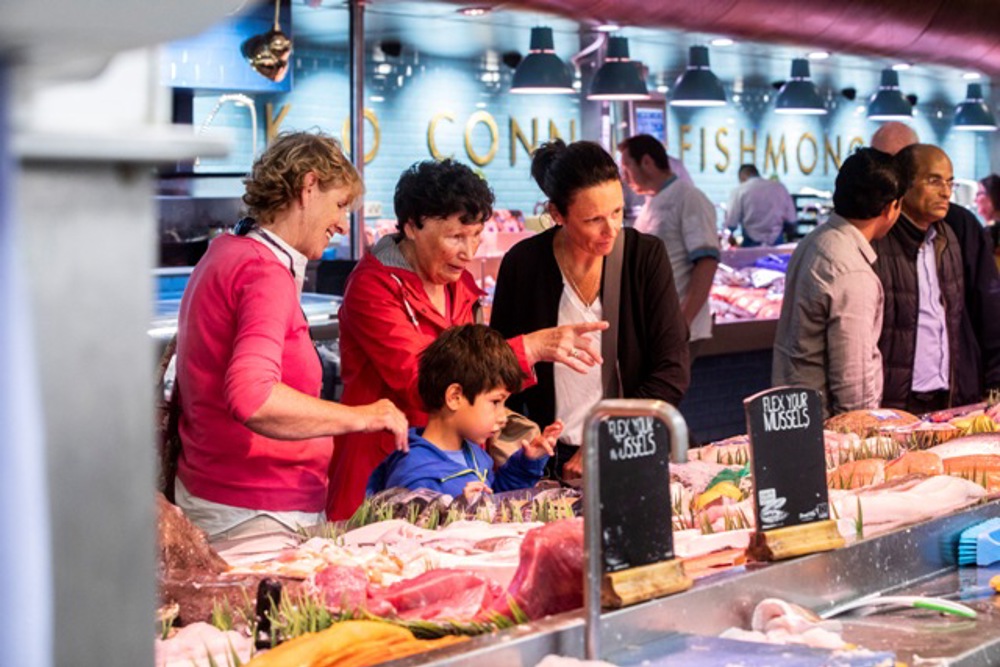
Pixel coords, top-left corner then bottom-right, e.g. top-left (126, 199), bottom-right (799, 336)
top-left (597, 415), bottom-right (673, 572)
top-left (744, 387), bottom-right (829, 531)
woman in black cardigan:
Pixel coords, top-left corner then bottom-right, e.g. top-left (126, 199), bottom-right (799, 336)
top-left (490, 140), bottom-right (690, 479)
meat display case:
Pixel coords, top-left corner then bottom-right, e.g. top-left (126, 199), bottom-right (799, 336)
top-left (380, 499), bottom-right (1000, 666)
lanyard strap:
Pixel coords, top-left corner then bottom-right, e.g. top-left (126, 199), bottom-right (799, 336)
top-left (234, 216), bottom-right (296, 279)
top-left (601, 230), bottom-right (624, 398)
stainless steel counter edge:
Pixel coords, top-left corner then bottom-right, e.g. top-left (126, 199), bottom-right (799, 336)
top-left (379, 499), bottom-right (1000, 667)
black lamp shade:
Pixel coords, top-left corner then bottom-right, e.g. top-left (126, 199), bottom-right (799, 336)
top-left (588, 36), bottom-right (650, 101)
top-left (671, 45), bottom-right (726, 107)
top-left (867, 69), bottom-right (912, 121)
top-left (775, 59), bottom-right (826, 115)
top-left (954, 83), bottom-right (997, 132)
top-left (510, 27), bottom-right (574, 94)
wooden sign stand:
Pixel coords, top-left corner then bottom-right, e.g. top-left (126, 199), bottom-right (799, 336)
top-left (744, 387), bottom-right (845, 563)
top-left (748, 520), bottom-right (844, 562)
top-left (583, 399), bottom-right (692, 659)
top-left (601, 559), bottom-right (692, 609)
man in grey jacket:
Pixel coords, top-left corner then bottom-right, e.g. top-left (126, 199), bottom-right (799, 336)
top-left (773, 148), bottom-right (908, 418)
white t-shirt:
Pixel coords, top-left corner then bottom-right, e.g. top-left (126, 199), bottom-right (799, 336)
top-left (668, 156), bottom-right (693, 184)
top-left (633, 178), bottom-right (721, 341)
top-left (174, 478), bottom-right (324, 540)
top-left (553, 281), bottom-right (603, 445)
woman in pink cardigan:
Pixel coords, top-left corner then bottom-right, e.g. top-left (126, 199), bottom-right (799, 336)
top-left (174, 132), bottom-right (406, 541)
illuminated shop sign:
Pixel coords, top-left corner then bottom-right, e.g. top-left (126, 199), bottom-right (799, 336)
top-left (678, 124), bottom-right (865, 176)
top-left (271, 106), bottom-right (865, 178)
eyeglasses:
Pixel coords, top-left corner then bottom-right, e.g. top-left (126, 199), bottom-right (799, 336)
top-left (924, 175), bottom-right (956, 191)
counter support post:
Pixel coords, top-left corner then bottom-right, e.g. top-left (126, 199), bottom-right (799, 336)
top-left (349, 0), bottom-right (366, 260)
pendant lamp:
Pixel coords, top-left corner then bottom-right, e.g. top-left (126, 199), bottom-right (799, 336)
top-left (954, 83), bottom-right (997, 131)
top-left (587, 36), bottom-right (650, 101)
top-left (774, 59), bottom-right (826, 115)
top-left (867, 69), bottom-right (912, 121)
top-left (670, 45), bottom-right (726, 107)
top-left (510, 27), bottom-right (574, 94)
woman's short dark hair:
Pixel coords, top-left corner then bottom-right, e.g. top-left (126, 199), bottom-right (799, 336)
top-left (243, 131), bottom-right (362, 224)
top-left (394, 159), bottom-right (494, 232)
top-left (530, 139), bottom-right (621, 217)
top-left (833, 147), bottom-right (911, 220)
top-left (979, 174), bottom-right (1000, 216)
top-left (418, 324), bottom-right (523, 412)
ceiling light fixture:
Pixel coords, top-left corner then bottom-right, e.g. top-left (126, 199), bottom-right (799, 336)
top-left (807, 51), bottom-right (830, 60)
top-left (510, 27), bottom-right (574, 94)
top-left (891, 63), bottom-right (911, 71)
top-left (774, 58), bottom-right (827, 115)
top-left (457, 6), bottom-right (491, 16)
top-left (595, 22), bottom-right (620, 33)
top-left (670, 45), bottom-right (727, 107)
top-left (954, 83), bottom-right (998, 131)
top-left (866, 68), bottom-right (912, 121)
top-left (710, 38), bottom-right (734, 47)
top-left (588, 36), bottom-right (650, 101)
top-left (963, 72), bottom-right (982, 80)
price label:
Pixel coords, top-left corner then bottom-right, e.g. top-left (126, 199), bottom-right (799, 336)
top-left (597, 415), bottom-right (673, 572)
top-left (744, 387), bottom-right (829, 532)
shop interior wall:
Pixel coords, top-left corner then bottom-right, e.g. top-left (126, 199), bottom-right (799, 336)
top-left (658, 56), bottom-right (990, 212)
top-left (163, 13), bottom-right (582, 251)
top-left (159, 5), bottom-right (997, 250)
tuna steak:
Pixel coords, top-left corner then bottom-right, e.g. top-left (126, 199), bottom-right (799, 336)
top-left (490, 518), bottom-right (583, 620)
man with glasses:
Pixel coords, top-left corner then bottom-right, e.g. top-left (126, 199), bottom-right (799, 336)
top-left (871, 122), bottom-right (1000, 410)
top-left (873, 144), bottom-right (966, 413)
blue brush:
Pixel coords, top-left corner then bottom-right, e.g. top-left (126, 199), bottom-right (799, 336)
top-left (958, 518), bottom-right (1000, 566)
top-left (976, 527), bottom-right (1000, 567)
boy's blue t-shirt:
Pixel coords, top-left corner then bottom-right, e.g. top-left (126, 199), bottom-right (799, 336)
top-left (366, 427), bottom-right (548, 497)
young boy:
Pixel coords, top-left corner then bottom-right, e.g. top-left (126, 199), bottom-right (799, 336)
top-left (367, 325), bottom-right (562, 500)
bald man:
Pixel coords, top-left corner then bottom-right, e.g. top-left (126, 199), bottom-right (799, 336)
top-left (870, 122), bottom-right (919, 156)
top-left (871, 123), bottom-right (1000, 405)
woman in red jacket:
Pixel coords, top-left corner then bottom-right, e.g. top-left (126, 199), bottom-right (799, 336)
top-left (327, 159), bottom-right (605, 520)
top-left (175, 132), bottom-right (407, 540)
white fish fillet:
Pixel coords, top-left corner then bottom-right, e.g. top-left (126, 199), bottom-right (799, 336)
top-left (718, 598), bottom-right (848, 651)
top-left (926, 433), bottom-right (1000, 460)
top-left (832, 474), bottom-right (987, 538)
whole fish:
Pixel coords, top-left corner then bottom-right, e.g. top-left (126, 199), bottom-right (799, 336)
top-left (926, 433), bottom-right (1000, 460)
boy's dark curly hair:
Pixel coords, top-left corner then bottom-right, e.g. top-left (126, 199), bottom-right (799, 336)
top-left (418, 324), bottom-right (523, 412)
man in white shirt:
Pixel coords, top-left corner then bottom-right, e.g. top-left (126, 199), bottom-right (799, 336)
top-left (725, 164), bottom-right (798, 246)
top-left (622, 155), bottom-right (692, 227)
top-left (668, 155), bottom-right (693, 184)
top-left (618, 134), bottom-right (721, 355)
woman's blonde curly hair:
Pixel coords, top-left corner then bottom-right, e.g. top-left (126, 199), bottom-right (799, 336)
top-left (243, 131), bottom-right (363, 223)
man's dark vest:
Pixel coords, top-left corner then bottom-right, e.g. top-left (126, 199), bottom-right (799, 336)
top-left (872, 215), bottom-right (964, 409)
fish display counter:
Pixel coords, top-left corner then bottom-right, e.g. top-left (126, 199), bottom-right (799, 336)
top-left (155, 404), bottom-right (1000, 667)
top-left (685, 245), bottom-right (796, 443)
top-left (386, 499), bottom-right (1000, 667)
